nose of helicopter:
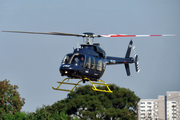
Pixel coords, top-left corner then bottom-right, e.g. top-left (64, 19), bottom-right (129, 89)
top-left (59, 64), bottom-right (82, 77)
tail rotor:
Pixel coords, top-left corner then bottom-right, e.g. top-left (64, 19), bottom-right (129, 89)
top-left (133, 46), bottom-right (140, 73)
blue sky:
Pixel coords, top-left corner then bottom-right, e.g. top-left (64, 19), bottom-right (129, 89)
top-left (0, 0), bottom-right (180, 112)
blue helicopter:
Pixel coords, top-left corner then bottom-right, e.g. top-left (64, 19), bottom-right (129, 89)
top-left (2, 31), bottom-right (176, 93)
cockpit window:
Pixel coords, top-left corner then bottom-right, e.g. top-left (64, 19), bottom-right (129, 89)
top-left (70, 54), bottom-right (85, 67)
top-left (61, 54), bottom-right (73, 65)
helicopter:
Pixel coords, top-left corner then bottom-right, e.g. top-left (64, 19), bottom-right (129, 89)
top-left (2, 30), bottom-right (177, 93)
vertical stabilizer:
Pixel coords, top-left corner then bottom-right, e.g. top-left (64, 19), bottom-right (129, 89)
top-left (125, 40), bottom-right (133, 58)
top-left (125, 64), bottom-right (131, 76)
top-left (124, 40), bottom-right (133, 76)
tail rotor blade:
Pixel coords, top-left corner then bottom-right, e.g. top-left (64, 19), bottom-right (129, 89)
top-left (133, 46), bottom-right (140, 73)
top-left (135, 55), bottom-right (140, 73)
top-left (133, 46), bottom-right (137, 56)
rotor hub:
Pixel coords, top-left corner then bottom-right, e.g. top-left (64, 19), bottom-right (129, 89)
top-left (82, 32), bottom-right (95, 44)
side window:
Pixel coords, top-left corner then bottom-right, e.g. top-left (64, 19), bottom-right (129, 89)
top-left (97, 60), bottom-right (102, 71)
top-left (85, 56), bottom-right (91, 69)
top-left (102, 61), bottom-right (106, 70)
top-left (91, 57), bottom-right (95, 70)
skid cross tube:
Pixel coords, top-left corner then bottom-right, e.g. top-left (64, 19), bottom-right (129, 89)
top-left (52, 77), bottom-right (113, 93)
top-left (52, 78), bottom-right (83, 92)
top-left (82, 78), bottom-right (113, 93)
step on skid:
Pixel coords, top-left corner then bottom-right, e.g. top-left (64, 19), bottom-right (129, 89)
top-left (52, 77), bottom-right (113, 93)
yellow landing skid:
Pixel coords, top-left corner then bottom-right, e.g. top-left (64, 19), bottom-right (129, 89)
top-left (52, 77), bottom-right (113, 93)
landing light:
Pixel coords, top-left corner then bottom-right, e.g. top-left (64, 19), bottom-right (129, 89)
top-left (65, 71), bottom-right (68, 74)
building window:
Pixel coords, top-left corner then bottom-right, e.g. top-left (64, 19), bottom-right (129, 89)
top-left (147, 106), bottom-right (152, 108)
top-left (141, 102), bottom-right (145, 104)
top-left (141, 106), bottom-right (145, 108)
top-left (147, 102), bottom-right (151, 104)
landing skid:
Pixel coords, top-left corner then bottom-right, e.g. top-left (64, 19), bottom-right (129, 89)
top-left (52, 77), bottom-right (113, 93)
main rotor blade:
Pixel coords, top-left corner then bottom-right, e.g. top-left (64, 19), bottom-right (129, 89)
top-left (3, 31), bottom-right (177, 38)
top-left (100, 34), bottom-right (177, 37)
top-left (2, 31), bottom-right (84, 37)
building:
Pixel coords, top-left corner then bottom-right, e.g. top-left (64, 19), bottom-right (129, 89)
top-left (166, 91), bottom-right (180, 120)
top-left (138, 96), bottom-right (165, 120)
top-left (138, 91), bottom-right (180, 120)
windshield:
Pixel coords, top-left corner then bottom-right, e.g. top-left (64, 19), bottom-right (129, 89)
top-left (61, 54), bottom-right (73, 65)
top-left (70, 54), bottom-right (85, 67)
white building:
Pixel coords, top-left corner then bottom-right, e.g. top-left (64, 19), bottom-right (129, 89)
top-left (138, 96), bottom-right (165, 120)
top-left (138, 91), bottom-right (180, 120)
top-left (166, 91), bottom-right (180, 120)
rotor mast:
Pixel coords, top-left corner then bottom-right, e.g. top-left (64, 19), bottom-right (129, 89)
top-left (83, 32), bottom-right (95, 45)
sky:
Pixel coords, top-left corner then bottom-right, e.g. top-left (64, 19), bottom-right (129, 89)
top-left (0, 0), bottom-right (180, 112)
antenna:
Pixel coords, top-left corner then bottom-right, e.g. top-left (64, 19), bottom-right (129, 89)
top-left (76, 42), bottom-right (80, 51)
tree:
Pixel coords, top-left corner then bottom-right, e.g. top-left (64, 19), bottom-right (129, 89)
top-left (44, 84), bottom-right (140, 120)
top-left (0, 79), bottom-right (25, 118)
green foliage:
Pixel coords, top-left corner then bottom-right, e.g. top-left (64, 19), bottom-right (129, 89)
top-left (28, 105), bottom-right (68, 120)
top-left (0, 80), bottom-right (140, 119)
top-left (42, 84), bottom-right (140, 120)
top-left (0, 110), bottom-right (69, 120)
top-left (0, 111), bottom-right (30, 120)
top-left (0, 79), bottom-right (25, 119)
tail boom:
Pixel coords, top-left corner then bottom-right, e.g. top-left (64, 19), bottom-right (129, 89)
top-left (105, 40), bottom-right (139, 76)
top-left (105, 57), bottom-right (134, 65)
